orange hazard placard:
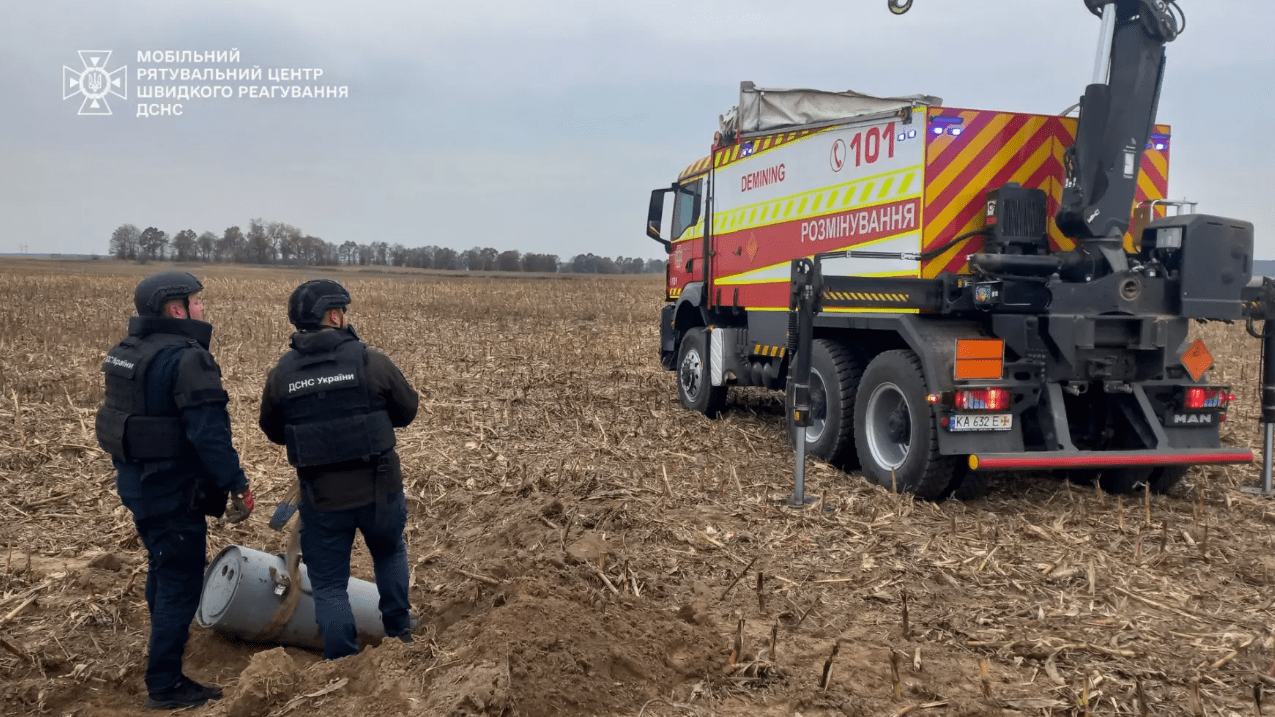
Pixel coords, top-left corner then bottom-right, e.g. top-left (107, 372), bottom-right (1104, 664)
top-left (1180, 339), bottom-right (1214, 382)
top-left (954, 339), bottom-right (1004, 380)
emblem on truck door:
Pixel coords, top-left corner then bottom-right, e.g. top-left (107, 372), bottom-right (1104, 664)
top-left (830, 139), bottom-right (846, 172)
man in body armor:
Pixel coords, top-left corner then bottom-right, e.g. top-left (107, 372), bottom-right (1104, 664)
top-left (96, 271), bottom-right (254, 710)
top-left (258, 279), bottom-right (419, 659)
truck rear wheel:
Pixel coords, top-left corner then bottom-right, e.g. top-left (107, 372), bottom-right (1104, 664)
top-left (676, 327), bottom-right (727, 417)
top-left (786, 339), bottom-right (862, 469)
top-left (854, 349), bottom-right (956, 498)
top-left (1098, 465), bottom-right (1189, 495)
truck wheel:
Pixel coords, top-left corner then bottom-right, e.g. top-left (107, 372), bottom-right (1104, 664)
top-left (854, 349), bottom-right (956, 498)
top-left (786, 339), bottom-right (862, 469)
top-left (1099, 466), bottom-right (1189, 494)
top-left (1148, 466), bottom-right (1190, 493)
top-left (676, 327), bottom-right (727, 417)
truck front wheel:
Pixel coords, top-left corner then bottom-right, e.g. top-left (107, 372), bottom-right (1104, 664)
top-left (854, 349), bottom-right (956, 498)
top-left (676, 327), bottom-right (727, 417)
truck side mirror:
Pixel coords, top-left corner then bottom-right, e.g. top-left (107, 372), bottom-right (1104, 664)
top-left (647, 188), bottom-right (673, 253)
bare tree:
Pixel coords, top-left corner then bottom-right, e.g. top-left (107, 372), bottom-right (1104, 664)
top-left (245, 218), bottom-right (275, 264)
top-left (110, 224), bottom-right (140, 260)
top-left (197, 231), bottom-right (216, 262)
top-left (338, 240), bottom-right (358, 265)
top-left (497, 250), bottom-right (522, 272)
top-left (218, 226), bottom-right (245, 263)
top-left (433, 246), bottom-right (459, 270)
top-left (172, 229), bottom-right (198, 262)
top-left (390, 243), bottom-right (408, 267)
top-left (137, 227), bottom-right (168, 262)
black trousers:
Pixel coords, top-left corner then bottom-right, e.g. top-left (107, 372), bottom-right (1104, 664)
top-left (133, 509), bottom-right (207, 693)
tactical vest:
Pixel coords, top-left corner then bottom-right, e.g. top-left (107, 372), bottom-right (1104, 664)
top-left (96, 332), bottom-right (199, 462)
top-left (277, 336), bottom-right (396, 468)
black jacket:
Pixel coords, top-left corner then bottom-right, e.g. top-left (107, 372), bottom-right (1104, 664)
top-left (260, 327), bottom-right (418, 511)
top-left (101, 316), bottom-right (248, 518)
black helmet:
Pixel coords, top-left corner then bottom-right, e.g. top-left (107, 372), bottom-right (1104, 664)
top-left (288, 279), bottom-right (351, 329)
top-left (134, 271), bottom-right (203, 317)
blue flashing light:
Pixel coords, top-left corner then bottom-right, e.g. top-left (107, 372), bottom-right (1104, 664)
top-left (931, 126), bottom-right (944, 135)
top-left (948, 127), bottom-right (963, 136)
top-left (907, 129), bottom-right (917, 138)
top-left (1155, 142), bottom-right (1166, 150)
top-left (897, 133), bottom-right (906, 141)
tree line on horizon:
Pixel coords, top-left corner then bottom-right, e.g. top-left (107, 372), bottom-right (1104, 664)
top-left (108, 220), bottom-right (666, 275)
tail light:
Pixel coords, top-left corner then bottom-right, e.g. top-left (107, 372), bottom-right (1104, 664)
top-left (955, 388), bottom-right (1009, 411)
top-left (1183, 387), bottom-right (1233, 410)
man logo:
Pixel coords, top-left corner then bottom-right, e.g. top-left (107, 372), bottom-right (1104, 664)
top-left (63, 51), bottom-right (127, 116)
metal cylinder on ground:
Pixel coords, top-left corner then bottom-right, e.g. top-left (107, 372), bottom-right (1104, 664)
top-left (197, 544), bottom-right (386, 651)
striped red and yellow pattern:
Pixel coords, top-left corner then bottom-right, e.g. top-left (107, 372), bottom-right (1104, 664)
top-left (920, 107), bottom-right (1169, 278)
top-left (679, 156), bottom-right (711, 181)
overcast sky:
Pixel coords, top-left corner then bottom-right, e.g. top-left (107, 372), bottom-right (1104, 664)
top-left (2, 1), bottom-right (1271, 260)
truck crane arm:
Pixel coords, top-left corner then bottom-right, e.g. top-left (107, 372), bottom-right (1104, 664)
top-left (1057, 0), bottom-right (1183, 243)
top-left (890, 0), bottom-right (1184, 255)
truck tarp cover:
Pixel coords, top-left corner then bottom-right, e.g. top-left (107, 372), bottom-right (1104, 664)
top-left (720, 81), bottom-right (941, 136)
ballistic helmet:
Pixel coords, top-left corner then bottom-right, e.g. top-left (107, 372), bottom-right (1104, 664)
top-left (288, 279), bottom-right (351, 329)
top-left (134, 271), bottom-right (203, 317)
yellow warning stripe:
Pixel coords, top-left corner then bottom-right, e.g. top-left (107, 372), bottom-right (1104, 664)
top-left (822, 291), bottom-right (911, 303)
top-left (678, 156), bottom-right (712, 181)
top-left (752, 344), bottom-right (788, 358)
top-left (672, 166), bottom-right (921, 244)
top-left (713, 166), bottom-right (922, 235)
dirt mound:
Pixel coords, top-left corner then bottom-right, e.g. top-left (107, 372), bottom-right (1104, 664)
top-left (440, 578), bottom-right (722, 716)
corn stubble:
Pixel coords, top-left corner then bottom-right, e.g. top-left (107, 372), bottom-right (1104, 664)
top-left (0, 259), bottom-right (1274, 716)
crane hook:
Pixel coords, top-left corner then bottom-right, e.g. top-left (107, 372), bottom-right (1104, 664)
top-left (888, 0), bottom-right (913, 14)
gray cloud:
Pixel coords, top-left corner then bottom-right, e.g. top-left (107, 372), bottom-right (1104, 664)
top-left (2, 1), bottom-right (1271, 259)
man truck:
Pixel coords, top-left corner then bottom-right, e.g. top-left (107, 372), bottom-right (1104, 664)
top-left (645, 0), bottom-right (1263, 498)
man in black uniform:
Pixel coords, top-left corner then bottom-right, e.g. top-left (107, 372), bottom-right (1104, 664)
top-left (96, 271), bottom-right (254, 710)
top-left (258, 279), bottom-right (418, 659)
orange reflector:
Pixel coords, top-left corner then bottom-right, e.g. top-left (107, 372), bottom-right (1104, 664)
top-left (954, 339), bottom-right (1004, 380)
top-left (1180, 339), bottom-right (1214, 382)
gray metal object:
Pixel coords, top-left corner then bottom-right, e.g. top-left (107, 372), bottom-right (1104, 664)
top-left (1091, 3), bottom-right (1118, 84)
top-left (1264, 423), bottom-right (1274, 495)
top-left (197, 545), bottom-right (387, 651)
top-left (710, 328), bottom-right (725, 387)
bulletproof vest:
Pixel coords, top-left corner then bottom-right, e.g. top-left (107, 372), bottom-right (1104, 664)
top-left (96, 331), bottom-right (198, 462)
top-left (277, 335), bottom-right (396, 468)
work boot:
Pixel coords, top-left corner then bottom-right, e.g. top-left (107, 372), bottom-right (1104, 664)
top-left (145, 675), bottom-right (224, 710)
top-left (385, 629), bottom-right (412, 644)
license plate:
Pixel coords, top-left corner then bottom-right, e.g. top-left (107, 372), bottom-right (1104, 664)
top-left (949, 413), bottom-right (1013, 431)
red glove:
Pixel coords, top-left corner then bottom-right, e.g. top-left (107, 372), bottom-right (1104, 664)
top-left (226, 488), bottom-right (255, 523)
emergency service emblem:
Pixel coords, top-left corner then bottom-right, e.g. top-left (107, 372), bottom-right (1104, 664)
top-left (287, 370), bottom-right (359, 397)
top-left (63, 51), bottom-right (127, 116)
top-left (830, 139), bottom-right (846, 172)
